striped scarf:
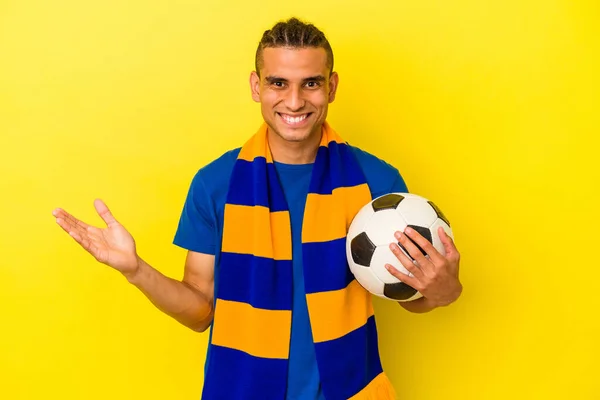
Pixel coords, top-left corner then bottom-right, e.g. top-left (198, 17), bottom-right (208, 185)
top-left (202, 121), bottom-right (396, 400)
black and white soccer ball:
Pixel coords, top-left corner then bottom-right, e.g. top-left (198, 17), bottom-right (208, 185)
top-left (346, 192), bottom-right (453, 302)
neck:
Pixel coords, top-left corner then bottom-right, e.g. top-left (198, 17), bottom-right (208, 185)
top-left (267, 126), bottom-right (322, 164)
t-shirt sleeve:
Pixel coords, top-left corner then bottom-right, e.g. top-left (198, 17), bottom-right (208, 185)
top-left (173, 171), bottom-right (216, 255)
top-left (389, 171), bottom-right (409, 193)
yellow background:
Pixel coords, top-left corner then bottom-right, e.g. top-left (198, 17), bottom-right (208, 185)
top-left (1, 0), bottom-right (598, 399)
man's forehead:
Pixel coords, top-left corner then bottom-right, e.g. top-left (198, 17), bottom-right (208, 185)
top-left (260, 47), bottom-right (329, 78)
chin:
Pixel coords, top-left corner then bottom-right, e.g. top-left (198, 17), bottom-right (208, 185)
top-left (271, 124), bottom-right (313, 142)
top-left (280, 131), bottom-right (313, 142)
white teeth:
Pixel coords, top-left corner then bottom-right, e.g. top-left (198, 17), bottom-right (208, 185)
top-left (281, 114), bottom-right (308, 124)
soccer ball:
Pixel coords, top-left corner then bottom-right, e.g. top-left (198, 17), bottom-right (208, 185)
top-left (346, 192), bottom-right (453, 302)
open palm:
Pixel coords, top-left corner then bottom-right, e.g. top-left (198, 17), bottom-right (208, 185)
top-left (53, 199), bottom-right (138, 275)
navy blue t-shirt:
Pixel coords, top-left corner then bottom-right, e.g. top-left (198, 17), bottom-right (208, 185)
top-left (173, 145), bottom-right (408, 400)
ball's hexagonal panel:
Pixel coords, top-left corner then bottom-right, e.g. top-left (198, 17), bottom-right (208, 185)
top-left (396, 197), bottom-right (438, 227)
top-left (349, 264), bottom-right (385, 296)
top-left (369, 245), bottom-right (411, 284)
top-left (347, 202), bottom-right (375, 241)
top-left (362, 208), bottom-right (407, 246)
top-left (430, 218), bottom-right (453, 256)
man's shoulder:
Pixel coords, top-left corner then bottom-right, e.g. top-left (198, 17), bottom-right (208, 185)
top-left (348, 144), bottom-right (399, 177)
top-left (347, 144), bottom-right (408, 196)
top-left (198, 147), bottom-right (241, 176)
top-left (191, 147), bottom-right (241, 194)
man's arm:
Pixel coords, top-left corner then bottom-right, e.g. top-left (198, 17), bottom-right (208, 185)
top-left (126, 251), bottom-right (215, 332)
top-left (53, 199), bottom-right (215, 333)
top-left (398, 297), bottom-right (438, 314)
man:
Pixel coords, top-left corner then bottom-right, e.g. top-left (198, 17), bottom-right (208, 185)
top-left (53, 17), bottom-right (462, 400)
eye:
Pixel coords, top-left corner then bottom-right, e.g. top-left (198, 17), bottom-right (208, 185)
top-left (272, 81), bottom-right (286, 88)
top-left (305, 81), bottom-right (320, 88)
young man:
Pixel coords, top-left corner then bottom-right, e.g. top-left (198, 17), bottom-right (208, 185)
top-left (53, 18), bottom-right (461, 400)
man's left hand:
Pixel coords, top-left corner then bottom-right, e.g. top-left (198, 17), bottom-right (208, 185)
top-left (385, 226), bottom-right (462, 308)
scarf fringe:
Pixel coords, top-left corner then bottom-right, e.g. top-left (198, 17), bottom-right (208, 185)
top-left (349, 373), bottom-right (397, 400)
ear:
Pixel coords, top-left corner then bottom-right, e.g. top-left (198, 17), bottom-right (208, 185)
top-left (328, 71), bottom-right (339, 103)
top-left (250, 71), bottom-right (261, 103)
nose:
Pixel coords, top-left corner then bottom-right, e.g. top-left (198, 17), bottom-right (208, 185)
top-left (283, 86), bottom-right (306, 112)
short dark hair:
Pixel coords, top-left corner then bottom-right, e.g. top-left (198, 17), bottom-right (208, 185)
top-left (255, 17), bottom-right (334, 77)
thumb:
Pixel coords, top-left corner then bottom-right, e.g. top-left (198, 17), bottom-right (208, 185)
top-left (94, 199), bottom-right (118, 227)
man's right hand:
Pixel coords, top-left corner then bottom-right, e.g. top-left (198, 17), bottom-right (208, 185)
top-left (53, 199), bottom-right (139, 278)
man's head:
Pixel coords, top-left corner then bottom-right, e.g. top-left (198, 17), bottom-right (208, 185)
top-left (254, 18), bottom-right (334, 77)
top-left (250, 18), bottom-right (339, 152)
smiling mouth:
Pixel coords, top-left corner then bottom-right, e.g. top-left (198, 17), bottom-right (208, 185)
top-left (278, 112), bottom-right (312, 125)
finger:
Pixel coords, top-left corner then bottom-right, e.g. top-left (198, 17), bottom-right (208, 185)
top-left (68, 229), bottom-right (104, 261)
top-left (68, 230), bottom-right (87, 247)
top-left (53, 208), bottom-right (90, 232)
top-left (94, 199), bottom-right (118, 227)
top-left (62, 226), bottom-right (87, 246)
top-left (55, 216), bottom-right (87, 240)
top-left (439, 227), bottom-right (459, 261)
top-left (55, 217), bottom-right (74, 235)
top-left (388, 242), bottom-right (424, 280)
top-left (395, 228), bottom-right (436, 270)
top-left (385, 263), bottom-right (420, 290)
top-left (55, 212), bottom-right (97, 247)
top-left (55, 217), bottom-right (87, 239)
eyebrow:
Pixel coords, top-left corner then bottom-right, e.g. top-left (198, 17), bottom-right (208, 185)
top-left (264, 75), bottom-right (327, 84)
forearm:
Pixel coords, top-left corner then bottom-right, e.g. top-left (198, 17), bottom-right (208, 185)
top-left (398, 297), bottom-right (438, 313)
top-left (124, 257), bottom-right (213, 332)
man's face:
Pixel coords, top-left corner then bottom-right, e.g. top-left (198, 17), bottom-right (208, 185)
top-left (250, 47), bottom-right (338, 144)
